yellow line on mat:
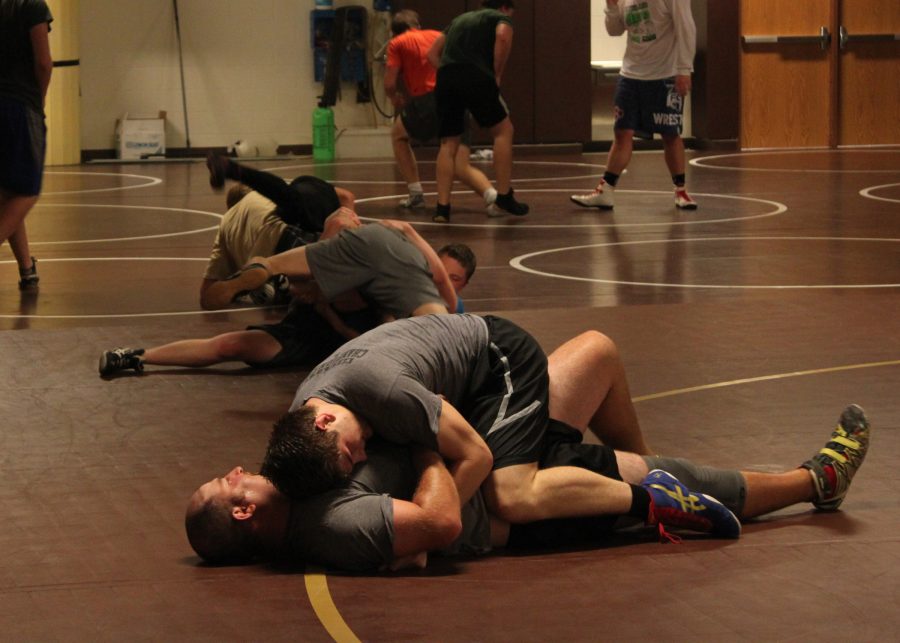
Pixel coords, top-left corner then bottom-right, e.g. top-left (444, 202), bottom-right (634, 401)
top-left (304, 567), bottom-right (361, 643)
top-left (632, 359), bottom-right (900, 402)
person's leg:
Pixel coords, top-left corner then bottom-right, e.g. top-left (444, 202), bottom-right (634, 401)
top-left (606, 128), bottom-right (634, 176)
top-left (202, 247), bottom-right (312, 310)
top-left (0, 193), bottom-right (37, 256)
top-left (142, 329), bottom-right (283, 367)
top-left (482, 461), bottom-right (633, 523)
top-left (662, 133), bottom-right (685, 177)
top-left (392, 117), bottom-right (424, 208)
top-left (488, 117), bottom-right (514, 194)
top-left (99, 330), bottom-right (284, 376)
top-left (570, 129), bottom-right (633, 209)
top-left (546, 330), bottom-right (651, 454)
top-left (619, 404), bottom-right (871, 519)
top-left (453, 145), bottom-right (493, 198)
top-left (435, 136), bottom-right (461, 220)
top-left (208, 155), bottom-right (294, 207)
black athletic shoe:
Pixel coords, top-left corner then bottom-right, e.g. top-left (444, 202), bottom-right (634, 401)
top-left (494, 190), bottom-right (529, 216)
top-left (99, 347), bottom-right (145, 376)
top-left (433, 203), bottom-right (451, 223)
top-left (206, 152), bottom-right (229, 189)
top-left (18, 257), bottom-right (39, 290)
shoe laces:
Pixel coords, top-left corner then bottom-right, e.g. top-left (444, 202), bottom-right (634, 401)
top-left (648, 502), bottom-right (683, 544)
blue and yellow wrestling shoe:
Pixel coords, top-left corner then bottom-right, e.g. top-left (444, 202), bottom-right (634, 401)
top-left (643, 469), bottom-right (741, 540)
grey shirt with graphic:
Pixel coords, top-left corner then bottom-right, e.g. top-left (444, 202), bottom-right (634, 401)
top-left (289, 313), bottom-right (490, 449)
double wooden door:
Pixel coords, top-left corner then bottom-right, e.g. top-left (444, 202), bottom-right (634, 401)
top-left (740, 0), bottom-right (899, 149)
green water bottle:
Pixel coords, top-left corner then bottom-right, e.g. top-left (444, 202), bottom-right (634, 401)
top-left (312, 106), bottom-right (335, 162)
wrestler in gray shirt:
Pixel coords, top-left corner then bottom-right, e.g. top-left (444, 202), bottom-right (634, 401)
top-left (283, 441), bottom-right (491, 571)
top-left (290, 313), bottom-right (491, 448)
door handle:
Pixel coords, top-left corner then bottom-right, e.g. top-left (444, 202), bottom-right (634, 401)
top-left (839, 25), bottom-right (900, 49)
top-left (743, 26), bottom-right (831, 51)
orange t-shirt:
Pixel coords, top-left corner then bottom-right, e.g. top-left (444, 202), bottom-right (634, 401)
top-left (386, 29), bottom-right (441, 97)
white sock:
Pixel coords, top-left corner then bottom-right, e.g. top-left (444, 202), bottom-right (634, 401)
top-left (483, 187), bottom-right (497, 205)
top-left (408, 182), bottom-right (423, 196)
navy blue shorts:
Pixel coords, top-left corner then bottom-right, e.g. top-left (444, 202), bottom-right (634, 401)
top-left (613, 76), bottom-right (684, 139)
top-left (435, 64), bottom-right (509, 138)
top-left (0, 95), bottom-right (46, 196)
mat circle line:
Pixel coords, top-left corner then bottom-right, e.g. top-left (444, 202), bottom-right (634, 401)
top-left (690, 149), bottom-right (900, 173)
top-left (42, 170), bottom-right (163, 194)
top-left (0, 257), bottom-right (271, 319)
top-left (356, 189), bottom-right (787, 229)
top-left (859, 182), bottom-right (900, 204)
top-left (510, 236), bottom-right (900, 289)
top-left (29, 203), bottom-right (222, 245)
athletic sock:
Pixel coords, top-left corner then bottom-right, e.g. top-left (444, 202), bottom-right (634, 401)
top-left (483, 186), bottom-right (498, 205)
top-left (672, 173), bottom-right (686, 187)
top-left (408, 182), bottom-right (423, 196)
top-left (602, 171), bottom-right (620, 187)
top-left (627, 484), bottom-right (652, 520)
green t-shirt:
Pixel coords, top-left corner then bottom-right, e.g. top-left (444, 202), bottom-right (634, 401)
top-left (440, 8), bottom-right (512, 79)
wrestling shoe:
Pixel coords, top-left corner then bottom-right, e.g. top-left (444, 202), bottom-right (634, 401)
top-left (204, 261), bottom-right (271, 309)
top-left (494, 190), bottom-right (529, 216)
top-left (99, 347), bottom-right (145, 376)
top-left (571, 180), bottom-right (615, 209)
top-left (398, 193), bottom-right (426, 209)
top-left (433, 203), bottom-right (451, 223)
top-left (18, 257), bottom-right (39, 290)
top-left (206, 152), bottom-right (229, 189)
top-left (802, 404), bottom-right (871, 511)
top-left (674, 187), bottom-right (698, 210)
top-left (249, 274), bottom-right (291, 306)
top-left (643, 469), bottom-right (741, 539)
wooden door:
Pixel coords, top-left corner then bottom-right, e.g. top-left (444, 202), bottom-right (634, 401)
top-left (739, 0), bottom-right (834, 149)
top-left (838, 0), bottom-right (900, 146)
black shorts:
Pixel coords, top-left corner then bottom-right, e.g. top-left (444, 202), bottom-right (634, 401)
top-left (460, 316), bottom-right (549, 470)
top-left (401, 92), bottom-right (440, 142)
top-left (245, 302), bottom-right (380, 369)
top-left (435, 64), bottom-right (509, 138)
top-left (506, 421), bottom-right (623, 550)
top-left (401, 91), bottom-right (474, 146)
top-left (284, 176), bottom-right (341, 231)
top-left (0, 95), bottom-right (46, 195)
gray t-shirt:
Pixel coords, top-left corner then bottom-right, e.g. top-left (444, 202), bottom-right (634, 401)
top-left (282, 441), bottom-right (492, 572)
top-left (290, 314), bottom-right (490, 449)
top-left (305, 224), bottom-right (446, 319)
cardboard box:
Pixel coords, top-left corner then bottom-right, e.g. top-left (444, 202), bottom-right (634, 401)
top-left (116, 111), bottom-right (166, 159)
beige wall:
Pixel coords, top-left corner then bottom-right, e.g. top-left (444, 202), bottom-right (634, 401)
top-left (79, 0), bottom-right (390, 152)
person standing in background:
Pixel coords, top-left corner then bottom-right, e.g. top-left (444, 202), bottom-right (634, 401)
top-left (0, 0), bottom-right (53, 289)
top-left (571, 0), bottom-right (697, 211)
top-left (385, 9), bottom-right (499, 217)
top-left (428, 0), bottom-right (529, 224)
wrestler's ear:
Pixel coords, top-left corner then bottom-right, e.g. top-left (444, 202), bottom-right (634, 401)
top-left (314, 412), bottom-right (336, 431)
top-left (232, 503), bottom-right (256, 520)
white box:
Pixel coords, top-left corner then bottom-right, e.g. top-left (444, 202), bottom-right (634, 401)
top-left (116, 111), bottom-right (166, 159)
